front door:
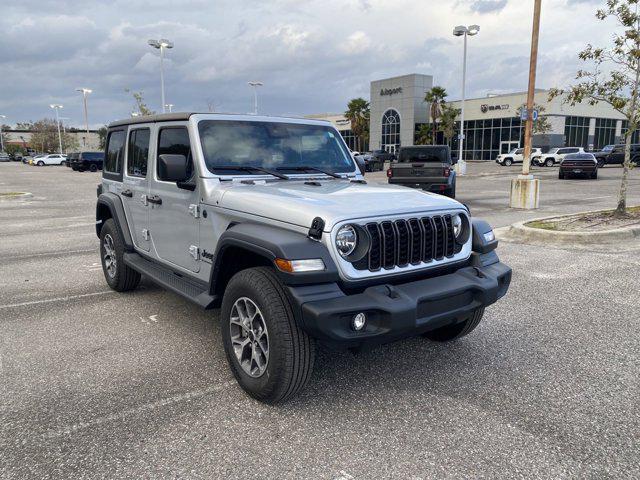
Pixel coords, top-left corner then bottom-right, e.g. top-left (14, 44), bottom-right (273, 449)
top-left (148, 124), bottom-right (200, 273)
top-left (122, 126), bottom-right (151, 252)
top-left (500, 141), bottom-right (519, 154)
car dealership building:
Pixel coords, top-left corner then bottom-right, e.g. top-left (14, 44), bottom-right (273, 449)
top-left (315, 73), bottom-right (629, 160)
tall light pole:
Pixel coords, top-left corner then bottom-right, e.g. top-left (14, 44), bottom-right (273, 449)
top-left (75, 88), bottom-right (92, 134)
top-left (509, 0), bottom-right (541, 209)
top-left (165, 103), bottom-right (174, 113)
top-left (248, 81), bottom-right (263, 115)
top-left (453, 24), bottom-right (480, 176)
top-left (0, 114), bottom-right (6, 152)
top-left (50, 104), bottom-right (63, 154)
top-left (148, 38), bottom-right (174, 113)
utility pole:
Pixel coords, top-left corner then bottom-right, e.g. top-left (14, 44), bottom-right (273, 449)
top-left (509, 0), bottom-right (541, 209)
top-left (50, 104), bottom-right (64, 155)
top-left (76, 88), bottom-right (92, 135)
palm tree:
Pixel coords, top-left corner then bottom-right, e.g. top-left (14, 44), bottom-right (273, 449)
top-left (424, 86), bottom-right (448, 145)
top-left (415, 124), bottom-right (431, 145)
top-left (345, 98), bottom-right (370, 152)
top-left (440, 105), bottom-right (461, 146)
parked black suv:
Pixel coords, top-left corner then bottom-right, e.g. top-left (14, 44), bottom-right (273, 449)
top-left (370, 149), bottom-right (396, 170)
top-left (387, 145), bottom-right (457, 198)
top-left (71, 151), bottom-right (104, 172)
top-left (599, 144), bottom-right (640, 167)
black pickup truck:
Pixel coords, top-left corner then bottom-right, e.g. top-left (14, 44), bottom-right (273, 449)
top-left (386, 145), bottom-right (457, 198)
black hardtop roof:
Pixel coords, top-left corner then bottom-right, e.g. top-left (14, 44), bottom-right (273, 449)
top-left (108, 112), bottom-right (193, 128)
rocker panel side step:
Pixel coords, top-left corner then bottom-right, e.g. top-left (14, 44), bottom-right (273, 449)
top-left (123, 252), bottom-right (218, 309)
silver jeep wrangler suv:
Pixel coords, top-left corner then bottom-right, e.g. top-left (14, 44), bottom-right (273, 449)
top-left (96, 113), bottom-right (511, 403)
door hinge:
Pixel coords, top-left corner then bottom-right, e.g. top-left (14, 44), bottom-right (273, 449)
top-left (140, 194), bottom-right (148, 206)
top-left (188, 204), bottom-right (200, 218)
top-left (142, 229), bottom-right (150, 241)
top-left (189, 245), bottom-right (199, 260)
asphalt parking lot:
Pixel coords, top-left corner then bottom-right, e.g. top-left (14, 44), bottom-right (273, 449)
top-left (1, 161), bottom-right (639, 479)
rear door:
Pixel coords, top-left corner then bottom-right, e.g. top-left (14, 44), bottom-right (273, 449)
top-left (148, 124), bottom-right (200, 273)
top-left (122, 126), bottom-right (152, 252)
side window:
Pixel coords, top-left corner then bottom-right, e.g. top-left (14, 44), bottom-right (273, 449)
top-left (105, 130), bottom-right (125, 174)
top-left (157, 127), bottom-right (192, 181)
top-left (127, 128), bottom-right (150, 177)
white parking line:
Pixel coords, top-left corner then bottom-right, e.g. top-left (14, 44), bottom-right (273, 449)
top-left (42, 380), bottom-right (237, 439)
top-left (0, 291), bottom-right (115, 310)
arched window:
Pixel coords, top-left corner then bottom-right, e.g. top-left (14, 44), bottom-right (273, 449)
top-left (381, 109), bottom-right (400, 152)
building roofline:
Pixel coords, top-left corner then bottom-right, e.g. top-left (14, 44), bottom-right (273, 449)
top-left (446, 89), bottom-right (549, 103)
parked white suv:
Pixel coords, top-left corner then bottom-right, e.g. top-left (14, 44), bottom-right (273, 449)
top-left (32, 153), bottom-right (67, 166)
top-left (95, 112), bottom-right (512, 403)
top-left (533, 147), bottom-right (584, 167)
top-left (495, 148), bottom-right (542, 166)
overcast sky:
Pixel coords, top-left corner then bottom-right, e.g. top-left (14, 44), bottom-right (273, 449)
top-left (0, 0), bottom-right (613, 128)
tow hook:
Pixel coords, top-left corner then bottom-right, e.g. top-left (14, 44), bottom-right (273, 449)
top-left (384, 285), bottom-right (400, 299)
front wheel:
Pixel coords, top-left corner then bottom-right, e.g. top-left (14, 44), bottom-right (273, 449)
top-left (591, 170), bottom-right (598, 180)
top-left (504, 158), bottom-right (513, 166)
top-left (545, 158), bottom-right (555, 167)
top-left (90, 164), bottom-right (98, 172)
top-left (221, 267), bottom-right (315, 404)
top-left (597, 159), bottom-right (605, 168)
top-left (37, 161), bottom-right (44, 166)
top-left (558, 170), bottom-right (564, 179)
top-left (423, 308), bottom-right (485, 342)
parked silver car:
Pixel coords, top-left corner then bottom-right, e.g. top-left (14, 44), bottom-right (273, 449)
top-left (96, 113), bottom-right (511, 403)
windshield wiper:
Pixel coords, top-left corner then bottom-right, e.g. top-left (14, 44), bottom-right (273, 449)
top-left (276, 165), bottom-right (344, 179)
top-left (212, 165), bottom-right (290, 180)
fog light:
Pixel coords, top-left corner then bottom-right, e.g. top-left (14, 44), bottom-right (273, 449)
top-left (352, 312), bottom-right (367, 331)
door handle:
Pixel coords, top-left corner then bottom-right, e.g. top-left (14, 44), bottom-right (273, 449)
top-left (147, 195), bottom-right (162, 205)
top-left (121, 189), bottom-right (133, 198)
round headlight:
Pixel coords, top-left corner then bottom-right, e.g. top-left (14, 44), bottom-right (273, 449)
top-left (335, 224), bottom-right (357, 257)
top-left (452, 214), bottom-right (463, 239)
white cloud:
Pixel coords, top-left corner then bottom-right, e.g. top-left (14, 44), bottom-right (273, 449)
top-left (342, 31), bottom-right (372, 54)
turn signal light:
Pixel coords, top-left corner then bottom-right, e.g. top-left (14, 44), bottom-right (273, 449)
top-left (275, 258), bottom-right (326, 273)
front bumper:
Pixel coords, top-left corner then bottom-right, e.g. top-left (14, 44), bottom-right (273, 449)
top-left (287, 258), bottom-right (511, 347)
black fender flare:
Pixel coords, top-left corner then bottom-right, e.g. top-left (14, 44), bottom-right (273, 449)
top-left (209, 223), bottom-right (340, 292)
top-left (96, 192), bottom-right (134, 251)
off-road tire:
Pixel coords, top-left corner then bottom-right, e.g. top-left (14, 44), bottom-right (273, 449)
top-left (423, 308), bottom-right (485, 342)
top-left (504, 158), bottom-right (513, 166)
top-left (221, 267), bottom-right (315, 404)
top-left (99, 218), bottom-right (141, 292)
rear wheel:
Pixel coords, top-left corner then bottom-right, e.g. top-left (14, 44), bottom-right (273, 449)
top-left (99, 219), bottom-right (141, 292)
top-left (423, 308), bottom-right (485, 342)
top-left (221, 267), bottom-right (315, 403)
top-left (90, 164), bottom-right (98, 172)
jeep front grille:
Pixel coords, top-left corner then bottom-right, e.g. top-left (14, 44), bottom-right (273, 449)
top-left (352, 215), bottom-right (462, 271)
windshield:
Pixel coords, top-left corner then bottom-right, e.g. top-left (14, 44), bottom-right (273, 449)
top-left (82, 152), bottom-right (104, 160)
top-left (548, 148), bottom-right (559, 154)
top-left (602, 145), bottom-right (614, 152)
top-left (198, 120), bottom-right (355, 175)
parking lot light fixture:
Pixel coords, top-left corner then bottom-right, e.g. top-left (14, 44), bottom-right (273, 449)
top-left (248, 81), bottom-right (263, 115)
top-left (0, 114), bottom-right (6, 152)
top-left (452, 24), bottom-right (480, 176)
top-left (165, 103), bottom-right (174, 113)
top-left (75, 88), bottom-right (92, 134)
top-left (148, 38), bottom-right (174, 113)
top-left (49, 104), bottom-right (64, 154)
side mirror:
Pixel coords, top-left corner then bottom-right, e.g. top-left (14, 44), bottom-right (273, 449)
top-left (158, 154), bottom-right (189, 182)
top-left (355, 156), bottom-right (366, 176)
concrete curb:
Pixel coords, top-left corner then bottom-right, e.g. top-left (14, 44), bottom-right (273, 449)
top-left (501, 208), bottom-right (640, 245)
top-left (0, 192), bottom-right (32, 201)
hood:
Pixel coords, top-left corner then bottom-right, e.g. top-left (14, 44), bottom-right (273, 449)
top-left (205, 178), bottom-right (463, 231)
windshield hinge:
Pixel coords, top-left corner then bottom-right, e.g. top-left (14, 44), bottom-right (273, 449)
top-left (308, 217), bottom-right (325, 240)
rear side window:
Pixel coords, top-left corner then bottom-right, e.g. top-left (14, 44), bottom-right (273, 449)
top-left (104, 130), bottom-right (125, 174)
top-left (127, 129), bottom-right (150, 177)
top-left (157, 127), bottom-right (192, 181)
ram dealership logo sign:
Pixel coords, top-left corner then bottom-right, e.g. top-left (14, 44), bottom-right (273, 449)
top-left (481, 103), bottom-right (509, 113)
top-left (380, 87), bottom-right (403, 96)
